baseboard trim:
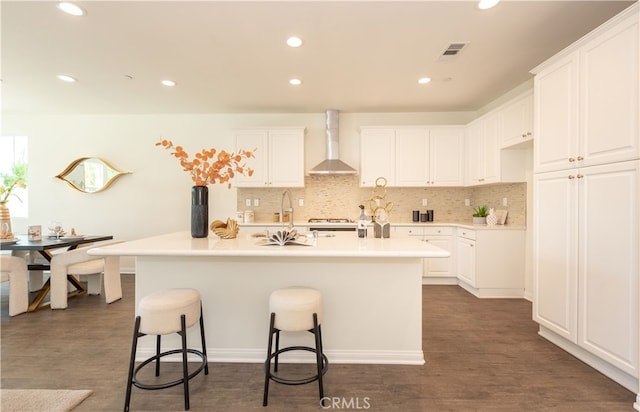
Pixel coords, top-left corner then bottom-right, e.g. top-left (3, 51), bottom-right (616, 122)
top-left (457, 280), bottom-right (525, 298)
top-left (538, 326), bottom-right (638, 394)
top-left (422, 277), bottom-right (458, 285)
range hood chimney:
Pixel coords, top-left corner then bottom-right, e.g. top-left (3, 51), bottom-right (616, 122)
top-left (309, 109), bottom-right (357, 175)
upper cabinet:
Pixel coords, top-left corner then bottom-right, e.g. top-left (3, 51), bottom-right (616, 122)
top-left (360, 126), bottom-right (463, 187)
top-left (234, 128), bottom-right (305, 187)
top-left (533, 11), bottom-right (639, 173)
top-left (466, 112), bottom-right (501, 185)
top-left (500, 91), bottom-right (533, 149)
top-left (360, 127), bottom-right (396, 187)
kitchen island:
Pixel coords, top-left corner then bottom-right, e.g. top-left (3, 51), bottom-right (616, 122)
top-left (89, 230), bottom-right (449, 365)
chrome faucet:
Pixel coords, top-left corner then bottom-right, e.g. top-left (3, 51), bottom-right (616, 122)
top-left (280, 190), bottom-right (294, 230)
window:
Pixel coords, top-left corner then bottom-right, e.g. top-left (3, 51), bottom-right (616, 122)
top-left (0, 136), bottom-right (28, 217)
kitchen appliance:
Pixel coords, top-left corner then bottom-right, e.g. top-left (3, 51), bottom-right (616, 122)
top-left (307, 218), bottom-right (356, 232)
top-left (308, 110), bottom-right (358, 175)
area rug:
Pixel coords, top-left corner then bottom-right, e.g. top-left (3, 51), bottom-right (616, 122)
top-left (0, 389), bottom-right (92, 412)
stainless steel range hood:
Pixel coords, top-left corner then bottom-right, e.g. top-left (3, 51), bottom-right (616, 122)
top-left (309, 109), bottom-right (357, 175)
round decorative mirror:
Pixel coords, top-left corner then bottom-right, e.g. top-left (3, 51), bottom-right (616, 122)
top-left (56, 157), bottom-right (130, 193)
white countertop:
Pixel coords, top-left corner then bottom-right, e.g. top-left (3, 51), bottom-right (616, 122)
top-left (240, 221), bottom-right (526, 230)
top-left (88, 230), bottom-right (451, 258)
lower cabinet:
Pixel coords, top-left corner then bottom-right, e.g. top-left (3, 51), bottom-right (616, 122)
top-left (394, 225), bottom-right (525, 295)
top-left (394, 226), bottom-right (456, 284)
top-left (456, 228), bottom-right (525, 298)
top-left (533, 160), bottom-right (639, 388)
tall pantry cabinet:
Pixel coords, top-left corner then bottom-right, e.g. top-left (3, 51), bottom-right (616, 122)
top-left (532, 4), bottom-right (639, 396)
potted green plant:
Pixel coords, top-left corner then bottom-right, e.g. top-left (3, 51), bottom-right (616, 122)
top-left (0, 162), bottom-right (27, 235)
top-left (472, 205), bottom-right (488, 225)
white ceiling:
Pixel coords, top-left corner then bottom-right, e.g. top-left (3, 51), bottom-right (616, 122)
top-left (1, 0), bottom-right (635, 115)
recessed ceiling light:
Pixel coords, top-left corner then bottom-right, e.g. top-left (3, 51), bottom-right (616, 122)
top-left (289, 78), bottom-right (302, 86)
top-left (287, 37), bottom-right (303, 48)
top-left (57, 2), bottom-right (86, 16)
top-left (161, 80), bottom-right (176, 87)
top-left (478, 0), bottom-right (500, 10)
top-left (57, 74), bottom-right (77, 82)
top-left (418, 77), bottom-right (431, 85)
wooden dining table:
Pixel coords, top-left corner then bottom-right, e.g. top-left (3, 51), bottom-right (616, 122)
top-left (0, 234), bottom-right (113, 311)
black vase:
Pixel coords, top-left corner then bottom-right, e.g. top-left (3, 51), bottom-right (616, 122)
top-left (191, 186), bottom-right (209, 238)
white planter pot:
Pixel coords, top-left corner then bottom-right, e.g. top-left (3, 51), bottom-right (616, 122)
top-left (472, 217), bottom-right (486, 225)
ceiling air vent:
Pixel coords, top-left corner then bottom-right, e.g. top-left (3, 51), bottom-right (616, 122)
top-left (439, 42), bottom-right (470, 60)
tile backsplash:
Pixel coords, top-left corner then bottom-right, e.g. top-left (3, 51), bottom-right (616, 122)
top-left (237, 175), bottom-right (526, 226)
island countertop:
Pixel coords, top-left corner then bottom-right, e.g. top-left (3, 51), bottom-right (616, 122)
top-left (90, 230), bottom-right (449, 366)
top-left (88, 230), bottom-right (451, 259)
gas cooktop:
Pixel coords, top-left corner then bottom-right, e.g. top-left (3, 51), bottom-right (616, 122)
top-left (307, 218), bottom-right (353, 223)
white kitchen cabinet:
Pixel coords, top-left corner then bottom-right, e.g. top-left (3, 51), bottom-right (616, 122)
top-left (395, 225), bottom-right (456, 284)
top-left (428, 128), bottom-right (465, 186)
top-left (234, 128), bottom-right (305, 187)
top-left (395, 127), bottom-right (464, 187)
top-left (500, 92), bottom-right (533, 149)
top-left (362, 126), bottom-right (463, 187)
top-left (533, 52), bottom-right (578, 173)
top-left (533, 11), bottom-right (639, 173)
top-left (532, 6), bottom-right (639, 393)
top-left (465, 113), bottom-right (501, 185)
top-left (533, 160), bottom-right (639, 377)
top-left (360, 128), bottom-right (396, 187)
top-left (456, 229), bottom-right (476, 287)
top-left (457, 228), bottom-right (526, 298)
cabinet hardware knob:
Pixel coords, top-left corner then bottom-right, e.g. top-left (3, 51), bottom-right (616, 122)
top-left (568, 175), bottom-right (575, 179)
top-left (568, 157), bottom-right (576, 162)
top-left (522, 134), bottom-right (526, 138)
top-left (527, 132), bottom-right (532, 136)
top-left (577, 174), bottom-right (584, 179)
top-left (577, 156), bottom-right (584, 161)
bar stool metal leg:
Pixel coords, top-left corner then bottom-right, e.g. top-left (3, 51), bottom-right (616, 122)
top-left (263, 312), bottom-right (276, 407)
top-left (124, 316), bottom-right (141, 412)
top-left (180, 314), bottom-right (190, 410)
top-left (313, 313), bottom-right (325, 405)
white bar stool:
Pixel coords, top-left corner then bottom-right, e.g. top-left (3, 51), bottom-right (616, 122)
top-left (124, 288), bottom-right (208, 411)
top-left (263, 286), bottom-right (328, 407)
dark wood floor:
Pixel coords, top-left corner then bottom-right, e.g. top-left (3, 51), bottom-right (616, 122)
top-left (1, 274), bottom-right (636, 411)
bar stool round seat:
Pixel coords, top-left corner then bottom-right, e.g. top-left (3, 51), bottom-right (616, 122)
top-left (125, 288), bottom-right (208, 412)
top-left (263, 287), bottom-right (328, 407)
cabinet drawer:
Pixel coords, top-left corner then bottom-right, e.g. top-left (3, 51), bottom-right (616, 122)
top-left (394, 226), bottom-right (423, 236)
top-left (458, 229), bottom-right (476, 241)
top-left (424, 226), bottom-right (453, 236)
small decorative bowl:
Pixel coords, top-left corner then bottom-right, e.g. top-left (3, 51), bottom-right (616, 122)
top-left (210, 218), bottom-right (239, 239)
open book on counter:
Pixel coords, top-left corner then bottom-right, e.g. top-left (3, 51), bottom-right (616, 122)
top-left (256, 230), bottom-right (314, 246)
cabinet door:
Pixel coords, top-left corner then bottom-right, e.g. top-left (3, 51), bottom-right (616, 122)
top-left (430, 128), bottom-right (464, 186)
top-left (578, 161), bottom-right (639, 375)
top-left (360, 128), bottom-right (396, 187)
top-left (424, 236), bottom-right (454, 277)
top-left (466, 114), bottom-right (499, 185)
top-left (534, 53), bottom-right (579, 173)
top-left (579, 15), bottom-right (639, 168)
top-left (268, 129), bottom-right (304, 187)
top-left (465, 121), bottom-right (482, 185)
top-left (501, 93), bottom-right (533, 148)
top-left (235, 130), bottom-right (268, 187)
top-left (456, 237), bottom-right (476, 287)
top-left (481, 112), bottom-right (500, 184)
top-left (533, 169), bottom-right (578, 343)
top-left (395, 128), bottom-right (429, 186)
